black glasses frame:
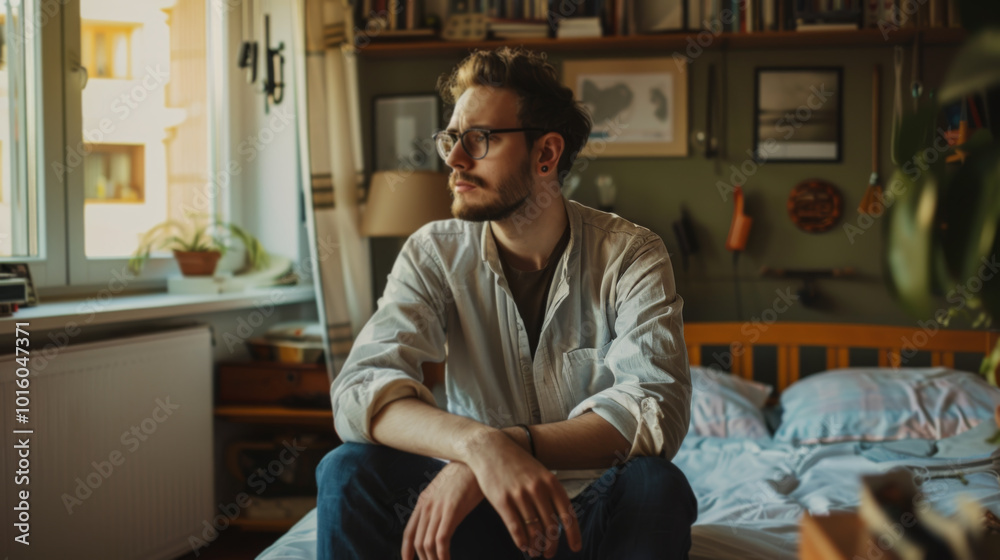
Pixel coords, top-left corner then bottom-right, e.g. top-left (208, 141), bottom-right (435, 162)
top-left (433, 127), bottom-right (547, 160)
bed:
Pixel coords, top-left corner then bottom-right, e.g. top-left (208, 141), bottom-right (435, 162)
top-left (257, 322), bottom-right (1000, 560)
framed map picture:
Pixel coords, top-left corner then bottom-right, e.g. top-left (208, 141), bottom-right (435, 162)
top-left (562, 57), bottom-right (688, 158)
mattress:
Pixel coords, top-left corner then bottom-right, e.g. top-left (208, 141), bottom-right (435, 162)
top-left (256, 420), bottom-right (1000, 560)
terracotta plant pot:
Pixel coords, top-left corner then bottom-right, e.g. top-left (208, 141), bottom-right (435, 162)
top-left (172, 250), bottom-right (222, 276)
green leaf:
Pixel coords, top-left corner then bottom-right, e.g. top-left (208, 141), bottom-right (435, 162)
top-left (981, 338), bottom-right (1000, 387)
top-left (224, 222), bottom-right (271, 270)
top-left (129, 214), bottom-right (269, 276)
top-left (987, 429), bottom-right (1000, 445)
top-left (953, 146), bottom-right (1000, 319)
top-left (190, 229), bottom-right (204, 250)
top-left (939, 28), bottom-right (1000, 102)
top-left (165, 235), bottom-right (192, 250)
top-left (891, 103), bottom-right (940, 167)
top-left (938, 147), bottom-right (986, 281)
top-left (883, 167), bottom-right (939, 316)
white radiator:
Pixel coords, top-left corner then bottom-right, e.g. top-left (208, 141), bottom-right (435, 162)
top-left (1, 325), bottom-right (214, 560)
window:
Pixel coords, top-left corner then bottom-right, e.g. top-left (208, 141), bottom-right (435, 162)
top-left (74, 0), bottom-right (211, 268)
top-left (84, 144), bottom-right (145, 202)
top-left (3, 1), bottom-right (263, 291)
top-left (0, 1), bottom-right (42, 261)
top-left (80, 23), bottom-right (133, 79)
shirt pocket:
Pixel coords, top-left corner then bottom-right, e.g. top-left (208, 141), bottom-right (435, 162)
top-left (560, 340), bottom-right (615, 406)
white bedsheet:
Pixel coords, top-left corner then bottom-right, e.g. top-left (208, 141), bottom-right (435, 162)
top-left (680, 420), bottom-right (1000, 560)
top-left (256, 421), bottom-right (1000, 560)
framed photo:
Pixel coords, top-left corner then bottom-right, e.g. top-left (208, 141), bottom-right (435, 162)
top-left (373, 94), bottom-right (440, 172)
top-left (562, 57), bottom-right (688, 158)
top-left (754, 67), bottom-right (843, 163)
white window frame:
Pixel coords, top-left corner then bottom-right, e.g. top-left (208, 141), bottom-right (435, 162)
top-left (0, 0), bottom-right (68, 288)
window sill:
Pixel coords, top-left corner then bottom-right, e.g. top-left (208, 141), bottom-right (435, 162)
top-left (0, 284), bottom-right (316, 335)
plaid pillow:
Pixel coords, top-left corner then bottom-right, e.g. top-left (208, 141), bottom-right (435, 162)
top-left (775, 367), bottom-right (1000, 444)
top-left (688, 366), bottom-right (773, 439)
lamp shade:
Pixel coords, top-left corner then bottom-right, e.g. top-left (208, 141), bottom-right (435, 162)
top-left (361, 170), bottom-right (454, 237)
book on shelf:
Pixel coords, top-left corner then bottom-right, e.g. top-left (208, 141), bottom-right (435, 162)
top-left (635, 0), bottom-right (686, 33)
top-left (556, 16), bottom-right (603, 38)
top-left (354, 0), bottom-right (434, 42)
top-left (350, 0), bottom-right (966, 45)
top-left (861, 0), bottom-right (963, 29)
top-left (793, 0), bottom-right (863, 30)
top-left (559, 16), bottom-right (603, 27)
top-left (488, 17), bottom-right (550, 38)
top-left (683, 0), bottom-right (965, 33)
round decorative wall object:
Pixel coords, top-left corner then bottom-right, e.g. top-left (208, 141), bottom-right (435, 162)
top-left (787, 179), bottom-right (842, 233)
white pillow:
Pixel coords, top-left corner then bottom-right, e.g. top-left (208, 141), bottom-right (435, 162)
top-left (688, 366), bottom-right (772, 439)
top-left (775, 367), bottom-right (1000, 444)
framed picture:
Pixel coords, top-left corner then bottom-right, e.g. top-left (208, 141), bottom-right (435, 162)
top-left (562, 57), bottom-right (688, 158)
top-left (753, 67), bottom-right (843, 163)
top-left (373, 94), bottom-right (440, 172)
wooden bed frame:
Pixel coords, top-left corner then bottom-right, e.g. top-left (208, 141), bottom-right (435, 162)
top-left (420, 322), bottom-right (997, 394)
top-left (684, 322), bottom-right (998, 393)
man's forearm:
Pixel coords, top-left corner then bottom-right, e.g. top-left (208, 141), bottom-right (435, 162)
top-left (370, 397), bottom-right (499, 462)
top-left (371, 398), bottom-right (630, 471)
top-left (502, 411), bottom-right (631, 470)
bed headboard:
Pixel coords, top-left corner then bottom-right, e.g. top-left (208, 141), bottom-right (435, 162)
top-left (683, 322), bottom-right (998, 393)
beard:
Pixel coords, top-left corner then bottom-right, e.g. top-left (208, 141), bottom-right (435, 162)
top-left (449, 158), bottom-right (533, 222)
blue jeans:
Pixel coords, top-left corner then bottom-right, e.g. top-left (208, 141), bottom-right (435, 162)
top-left (316, 442), bottom-right (697, 560)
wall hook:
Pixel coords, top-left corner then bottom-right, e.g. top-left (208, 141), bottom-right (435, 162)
top-left (262, 14), bottom-right (284, 112)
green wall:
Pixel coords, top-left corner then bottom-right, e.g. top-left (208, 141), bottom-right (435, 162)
top-left (358, 41), bottom-right (959, 328)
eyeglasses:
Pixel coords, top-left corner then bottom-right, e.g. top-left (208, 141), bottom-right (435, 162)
top-left (432, 127), bottom-right (546, 161)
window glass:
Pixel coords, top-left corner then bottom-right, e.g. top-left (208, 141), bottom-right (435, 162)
top-left (81, 0), bottom-right (209, 258)
top-left (0, 0), bottom-right (40, 259)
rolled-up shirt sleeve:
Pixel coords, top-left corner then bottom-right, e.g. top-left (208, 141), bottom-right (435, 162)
top-left (567, 233), bottom-right (691, 462)
top-left (330, 232), bottom-right (449, 444)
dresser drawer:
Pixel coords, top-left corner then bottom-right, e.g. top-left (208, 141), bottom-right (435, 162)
top-left (217, 361), bottom-right (331, 407)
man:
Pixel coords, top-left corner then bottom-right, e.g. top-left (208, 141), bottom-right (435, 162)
top-left (317, 47), bottom-right (695, 560)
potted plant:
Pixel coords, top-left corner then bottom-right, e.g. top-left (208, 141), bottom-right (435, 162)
top-left (883, 1), bottom-right (1000, 391)
top-left (128, 214), bottom-right (270, 277)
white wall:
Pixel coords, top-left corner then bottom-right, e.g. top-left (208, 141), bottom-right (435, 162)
top-left (227, 0), bottom-right (307, 266)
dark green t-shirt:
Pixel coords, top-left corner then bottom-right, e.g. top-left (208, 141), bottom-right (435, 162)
top-left (499, 225), bottom-right (571, 359)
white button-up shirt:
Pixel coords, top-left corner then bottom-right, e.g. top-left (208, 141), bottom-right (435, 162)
top-left (331, 199), bottom-right (691, 498)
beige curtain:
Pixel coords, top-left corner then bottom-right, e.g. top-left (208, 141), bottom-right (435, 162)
top-left (304, 0), bottom-right (373, 337)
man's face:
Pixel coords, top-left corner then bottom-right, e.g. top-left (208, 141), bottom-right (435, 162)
top-left (443, 86), bottom-right (535, 222)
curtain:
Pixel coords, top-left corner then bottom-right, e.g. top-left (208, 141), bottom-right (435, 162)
top-left (303, 0), bottom-right (373, 338)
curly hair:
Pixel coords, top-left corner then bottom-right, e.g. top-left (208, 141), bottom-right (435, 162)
top-left (436, 47), bottom-right (592, 184)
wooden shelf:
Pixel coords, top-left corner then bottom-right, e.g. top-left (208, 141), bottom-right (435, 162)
top-left (214, 405), bottom-right (333, 427)
top-left (353, 28), bottom-right (966, 58)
